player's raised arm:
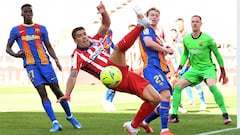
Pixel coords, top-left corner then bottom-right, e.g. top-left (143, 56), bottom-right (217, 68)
top-left (96, 1), bottom-right (111, 36)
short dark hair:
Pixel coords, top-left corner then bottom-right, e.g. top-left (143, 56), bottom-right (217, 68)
top-left (21, 4), bottom-right (32, 10)
top-left (72, 27), bottom-right (85, 39)
top-left (146, 7), bottom-right (160, 17)
top-left (192, 15), bottom-right (202, 21)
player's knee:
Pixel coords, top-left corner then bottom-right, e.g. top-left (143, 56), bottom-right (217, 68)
top-left (143, 84), bottom-right (161, 105)
top-left (145, 95), bottom-right (161, 106)
top-left (175, 79), bottom-right (190, 89)
top-left (151, 95), bottom-right (161, 106)
top-left (160, 90), bottom-right (171, 101)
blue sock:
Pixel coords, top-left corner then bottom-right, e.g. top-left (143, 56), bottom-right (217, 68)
top-left (144, 109), bottom-right (159, 124)
top-left (159, 101), bottom-right (170, 129)
top-left (105, 89), bottom-right (116, 102)
top-left (60, 100), bottom-right (72, 117)
top-left (185, 86), bottom-right (194, 102)
top-left (42, 101), bottom-right (56, 122)
top-left (195, 85), bottom-right (205, 104)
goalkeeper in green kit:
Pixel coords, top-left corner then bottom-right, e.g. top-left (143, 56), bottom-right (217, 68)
top-left (168, 15), bottom-right (232, 125)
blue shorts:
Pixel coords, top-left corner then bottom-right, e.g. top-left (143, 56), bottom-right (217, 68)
top-left (143, 65), bottom-right (172, 95)
top-left (25, 63), bottom-right (58, 87)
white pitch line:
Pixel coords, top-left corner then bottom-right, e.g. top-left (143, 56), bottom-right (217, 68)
top-left (196, 128), bottom-right (239, 135)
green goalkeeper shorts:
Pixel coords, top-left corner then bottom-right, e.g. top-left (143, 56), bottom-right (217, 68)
top-left (181, 66), bottom-right (217, 86)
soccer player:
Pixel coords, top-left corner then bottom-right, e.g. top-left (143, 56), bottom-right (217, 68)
top-left (102, 29), bottom-right (117, 112)
top-left (5, 4), bottom-right (81, 132)
top-left (169, 15), bottom-right (232, 125)
top-left (175, 18), bottom-right (206, 109)
top-left (57, 2), bottom-right (162, 135)
top-left (138, 7), bottom-right (174, 135)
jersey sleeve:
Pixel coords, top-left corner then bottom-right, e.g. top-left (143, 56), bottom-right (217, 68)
top-left (209, 39), bottom-right (224, 66)
top-left (70, 50), bottom-right (81, 71)
top-left (139, 28), bottom-right (154, 45)
top-left (8, 26), bottom-right (18, 44)
top-left (142, 28), bottom-right (152, 38)
top-left (40, 25), bottom-right (49, 42)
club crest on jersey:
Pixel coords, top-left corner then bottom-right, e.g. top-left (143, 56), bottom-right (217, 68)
top-left (89, 45), bottom-right (104, 60)
top-left (35, 28), bottom-right (41, 34)
top-left (199, 42), bottom-right (203, 46)
top-left (143, 29), bottom-right (150, 35)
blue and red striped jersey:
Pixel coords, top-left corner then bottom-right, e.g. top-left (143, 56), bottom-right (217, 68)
top-left (8, 23), bottom-right (50, 66)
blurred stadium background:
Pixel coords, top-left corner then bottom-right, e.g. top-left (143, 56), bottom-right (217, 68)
top-left (0, 0), bottom-right (237, 86)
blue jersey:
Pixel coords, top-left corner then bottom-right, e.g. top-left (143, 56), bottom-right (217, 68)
top-left (8, 23), bottom-right (50, 67)
top-left (139, 27), bottom-right (169, 73)
top-left (7, 23), bottom-right (57, 87)
top-left (139, 27), bottom-right (172, 93)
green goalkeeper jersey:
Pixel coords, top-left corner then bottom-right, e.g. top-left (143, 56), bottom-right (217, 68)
top-left (180, 32), bottom-right (224, 70)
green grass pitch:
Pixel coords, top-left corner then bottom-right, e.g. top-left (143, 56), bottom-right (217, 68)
top-left (0, 84), bottom-right (239, 135)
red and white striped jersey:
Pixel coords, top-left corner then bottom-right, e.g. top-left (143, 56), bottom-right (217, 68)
top-left (70, 35), bottom-right (110, 78)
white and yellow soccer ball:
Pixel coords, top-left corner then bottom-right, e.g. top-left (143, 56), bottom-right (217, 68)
top-left (100, 66), bottom-right (122, 88)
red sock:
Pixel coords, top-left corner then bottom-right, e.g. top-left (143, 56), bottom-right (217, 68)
top-left (131, 101), bottom-right (155, 128)
top-left (117, 25), bottom-right (144, 52)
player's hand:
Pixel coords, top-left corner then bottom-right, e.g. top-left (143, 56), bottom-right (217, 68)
top-left (16, 50), bottom-right (25, 58)
top-left (54, 59), bottom-right (62, 71)
top-left (57, 94), bottom-right (70, 103)
top-left (174, 65), bottom-right (182, 77)
top-left (218, 66), bottom-right (228, 85)
top-left (219, 74), bottom-right (228, 85)
top-left (165, 45), bottom-right (174, 55)
top-left (97, 1), bottom-right (106, 14)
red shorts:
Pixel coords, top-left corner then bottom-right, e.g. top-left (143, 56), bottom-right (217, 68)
top-left (107, 61), bottom-right (150, 99)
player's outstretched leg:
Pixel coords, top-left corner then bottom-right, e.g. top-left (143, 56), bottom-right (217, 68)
top-left (117, 6), bottom-right (151, 53)
top-left (133, 4), bottom-right (151, 28)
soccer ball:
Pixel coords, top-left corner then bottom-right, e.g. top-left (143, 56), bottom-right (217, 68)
top-left (100, 66), bottom-right (122, 88)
